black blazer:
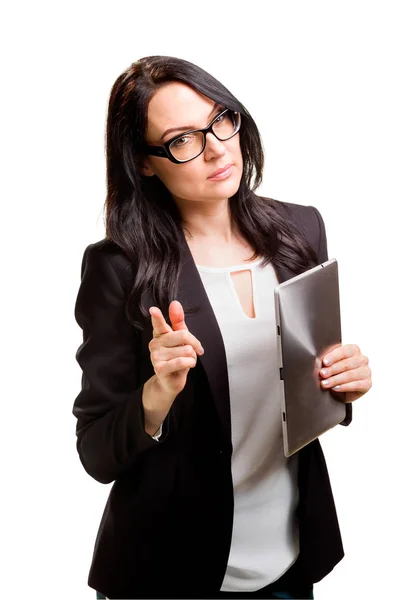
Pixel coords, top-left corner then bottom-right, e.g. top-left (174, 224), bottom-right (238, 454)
top-left (73, 200), bottom-right (352, 599)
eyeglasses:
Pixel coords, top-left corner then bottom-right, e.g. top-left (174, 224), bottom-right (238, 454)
top-left (143, 108), bottom-right (241, 164)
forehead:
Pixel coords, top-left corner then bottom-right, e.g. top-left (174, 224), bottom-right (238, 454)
top-left (146, 82), bottom-right (216, 140)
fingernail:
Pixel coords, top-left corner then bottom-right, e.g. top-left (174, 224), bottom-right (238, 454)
top-left (323, 357), bottom-right (331, 366)
top-left (332, 385), bottom-right (341, 391)
top-left (199, 346), bottom-right (205, 355)
top-left (321, 379), bottom-right (329, 386)
top-left (320, 368), bottom-right (328, 376)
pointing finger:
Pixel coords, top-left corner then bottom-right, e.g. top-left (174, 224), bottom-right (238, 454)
top-left (168, 300), bottom-right (204, 355)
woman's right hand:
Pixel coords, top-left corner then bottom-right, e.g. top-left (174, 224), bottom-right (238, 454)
top-left (148, 300), bottom-right (204, 398)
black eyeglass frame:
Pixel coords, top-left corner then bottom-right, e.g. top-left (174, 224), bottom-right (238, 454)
top-left (142, 108), bottom-right (241, 164)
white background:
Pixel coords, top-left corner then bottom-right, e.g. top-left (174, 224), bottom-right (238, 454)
top-left (2, 1), bottom-right (411, 598)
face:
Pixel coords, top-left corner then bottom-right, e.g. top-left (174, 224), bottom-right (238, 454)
top-left (140, 82), bottom-right (243, 204)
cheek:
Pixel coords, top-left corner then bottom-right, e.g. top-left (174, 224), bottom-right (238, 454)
top-left (155, 162), bottom-right (204, 196)
top-left (233, 141), bottom-right (243, 169)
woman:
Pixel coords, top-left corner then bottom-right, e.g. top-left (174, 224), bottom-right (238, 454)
top-left (73, 56), bottom-right (372, 600)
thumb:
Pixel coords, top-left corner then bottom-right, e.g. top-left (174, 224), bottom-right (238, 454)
top-left (169, 300), bottom-right (188, 331)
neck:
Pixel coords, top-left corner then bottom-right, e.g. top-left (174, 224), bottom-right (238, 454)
top-left (175, 196), bottom-right (238, 245)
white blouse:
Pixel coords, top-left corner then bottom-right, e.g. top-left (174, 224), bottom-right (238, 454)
top-left (196, 257), bottom-right (299, 592)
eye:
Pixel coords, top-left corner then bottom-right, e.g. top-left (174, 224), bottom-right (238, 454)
top-left (171, 134), bottom-right (196, 148)
top-left (213, 111), bottom-right (231, 127)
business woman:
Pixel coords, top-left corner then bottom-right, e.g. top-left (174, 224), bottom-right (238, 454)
top-left (73, 56), bottom-right (372, 600)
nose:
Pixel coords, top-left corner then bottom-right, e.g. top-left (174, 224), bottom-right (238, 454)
top-left (203, 131), bottom-right (226, 161)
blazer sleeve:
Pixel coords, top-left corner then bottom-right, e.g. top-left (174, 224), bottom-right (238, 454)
top-left (310, 206), bottom-right (353, 427)
top-left (72, 244), bottom-right (167, 484)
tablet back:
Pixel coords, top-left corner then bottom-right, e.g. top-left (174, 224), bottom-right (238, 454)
top-left (274, 259), bottom-right (347, 457)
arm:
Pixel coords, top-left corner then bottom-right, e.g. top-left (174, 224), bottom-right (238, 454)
top-left (310, 206), bottom-right (353, 427)
top-left (72, 244), bottom-right (169, 484)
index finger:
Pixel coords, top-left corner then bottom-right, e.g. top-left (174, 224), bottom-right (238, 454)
top-left (323, 343), bottom-right (357, 366)
top-left (149, 306), bottom-right (172, 337)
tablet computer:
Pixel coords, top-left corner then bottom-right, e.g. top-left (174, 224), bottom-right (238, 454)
top-left (274, 258), bottom-right (347, 457)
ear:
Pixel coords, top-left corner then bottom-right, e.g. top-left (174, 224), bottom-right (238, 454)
top-left (137, 155), bottom-right (156, 177)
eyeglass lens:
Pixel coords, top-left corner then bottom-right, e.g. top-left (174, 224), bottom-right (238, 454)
top-left (169, 110), bottom-right (240, 162)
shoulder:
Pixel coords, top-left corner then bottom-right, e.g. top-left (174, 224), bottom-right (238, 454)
top-left (266, 198), bottom-right (326, 252)
top-left (82, 238), bottom-right (130, 264)
top-left (80, 238), bottom-right (134, 288)
top-left (270, 198), bottom-right (322, 230)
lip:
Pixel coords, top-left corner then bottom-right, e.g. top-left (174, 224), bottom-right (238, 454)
top-left (207, 163), bottom-right (233, 180)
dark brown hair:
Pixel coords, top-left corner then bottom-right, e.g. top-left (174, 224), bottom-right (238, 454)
top-left (104, 55), bottom-right (317, 330)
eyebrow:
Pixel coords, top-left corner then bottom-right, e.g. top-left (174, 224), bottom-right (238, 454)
top-left (160, 102), bottom-right (222, 141)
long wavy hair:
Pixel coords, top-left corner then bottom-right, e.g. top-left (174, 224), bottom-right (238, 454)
top-left (104, 55), bottom-right (317, 331)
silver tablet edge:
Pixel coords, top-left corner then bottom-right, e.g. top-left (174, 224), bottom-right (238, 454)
top-left (274, 258), bottom-right (339, 457)
top-left (274, 286), bottom-right (290, 457)
top-left (276, 258), bottom-right (337, 292)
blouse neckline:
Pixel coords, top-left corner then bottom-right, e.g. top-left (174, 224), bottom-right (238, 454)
top-left (196, 257), bottom-right (265, 273)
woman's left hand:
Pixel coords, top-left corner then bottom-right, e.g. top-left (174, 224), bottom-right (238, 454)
top-left (319, 344), bottom-right (372, 403)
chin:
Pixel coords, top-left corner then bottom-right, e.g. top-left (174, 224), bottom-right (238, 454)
top-left (224, 172), bottom-right (242, 197)
top-left (226, 180), bottom-right (242, 199)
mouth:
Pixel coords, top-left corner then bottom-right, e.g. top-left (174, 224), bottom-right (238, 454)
top-left (207, 163), bottom-right (233, 180)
